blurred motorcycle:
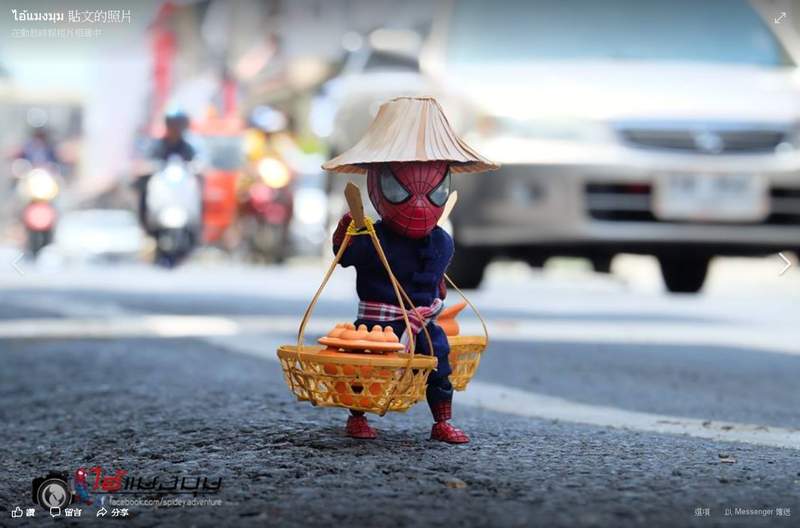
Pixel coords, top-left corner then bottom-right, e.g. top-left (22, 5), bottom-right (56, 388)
top-left (239, 155), bottom-right (293, 263)
top-left (192, 112), bottom-right (244, 249)
top-left (146, 156), bottom-right (202, 267)
top-left (17, 164), bottom-right (60, 258)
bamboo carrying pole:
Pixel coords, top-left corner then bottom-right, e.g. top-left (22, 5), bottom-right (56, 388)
top-left (344, 182), bottom-right (366, 229)
top-left (438, 190), bottom-right (458, 227)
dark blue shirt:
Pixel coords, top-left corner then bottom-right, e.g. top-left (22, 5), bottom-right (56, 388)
top-left (335, 220), bottom-right (455, 398)
top-left (336, 221), bottom-right (453, 308)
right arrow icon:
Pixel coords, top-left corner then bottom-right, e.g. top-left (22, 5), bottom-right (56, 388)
top-left (778, 252), bottom-right (792, 276)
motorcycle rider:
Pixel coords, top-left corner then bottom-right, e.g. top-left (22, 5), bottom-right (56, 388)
top-left (14, 127), bottom-right (62, 258)
top-left (18, 126), bottom-right (60, 166)
top-left (151, 110), bottom-right (196, 162)
top-left (134, 109), bottom-right (198, 231)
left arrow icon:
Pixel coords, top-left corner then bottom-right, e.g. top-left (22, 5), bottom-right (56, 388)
top-left (778, 252), bottom-right (792, 276)
top-left (11, 252), bottom-right (24, 276)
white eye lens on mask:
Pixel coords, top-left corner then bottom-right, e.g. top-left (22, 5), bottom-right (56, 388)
top-left (428, 170), bottom-right (450, 207)
top-left (379, 165), bottom-right (410, 204)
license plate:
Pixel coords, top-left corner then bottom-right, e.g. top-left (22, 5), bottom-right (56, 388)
top-left (653, 173), bottom-right (768, 221)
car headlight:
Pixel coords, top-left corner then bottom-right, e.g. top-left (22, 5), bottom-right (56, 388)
top-left (24, 169), bottom-right (59, 201)
top-left (164, 163), bottom-right (188, 183)
top-left (771, 124), bottom-right (800, 154)
top-left (158, 207), bottom-right (188, 229)
top-left (786, 124), bottom-right (800, 150)
top-left (258, 157), bottom-right (291, 188)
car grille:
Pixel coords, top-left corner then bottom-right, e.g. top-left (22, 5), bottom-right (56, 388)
top-left (618, 127), bottom-right (787, 154)
top-left (585, 183), bottom-right (800, 225)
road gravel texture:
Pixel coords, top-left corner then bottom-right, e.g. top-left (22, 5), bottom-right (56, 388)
top-left (2, 336), bottom-right (798, 527)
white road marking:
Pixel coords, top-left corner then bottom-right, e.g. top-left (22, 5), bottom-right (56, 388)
top-left (206, 333), bottom-right (800, 451)
top-left (4, 286), bottom-right (799, 450)
top-left (460, 382), bottom-right (799, 450)
top-left (1, 313), bottom-right (796, 357)
top-left (0, 316), bottom-right (241, 339)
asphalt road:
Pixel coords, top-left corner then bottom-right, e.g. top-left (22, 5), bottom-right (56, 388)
top-left (1, 256), bottom-right (799, 527)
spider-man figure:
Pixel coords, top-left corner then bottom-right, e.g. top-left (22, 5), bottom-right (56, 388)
top-left (323, 96), bottom-right (497, 443)
top-left (72, 468), bottom-right (93, 505)
top-left (333, 160), bottom-right (468, 443)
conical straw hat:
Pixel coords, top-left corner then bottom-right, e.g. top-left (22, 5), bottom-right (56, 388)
top-left (322, 96), bottom-right (499, 174)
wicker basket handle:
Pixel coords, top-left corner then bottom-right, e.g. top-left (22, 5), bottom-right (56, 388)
top-left (295, 183), bottom-right (437, 413)
top-left (444, 273), bottom-right (489, 346)
top-left (296, 184), bottom-right (431, 356)
top-left (437, 191), bottom-right (488, 342)
top-left (296, 234), bottom-right (353, 351)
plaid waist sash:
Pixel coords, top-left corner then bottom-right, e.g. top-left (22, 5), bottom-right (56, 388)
top-left (357, 298), bottom-right (444, 342)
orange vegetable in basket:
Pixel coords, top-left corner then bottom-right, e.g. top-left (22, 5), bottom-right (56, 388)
top-left (318, 323), bottom-right (404, 353)
top-left (438, 302), bottom-right (467, 336)
top-left (328, 323), bottom-right (351, 338)
top-left (342, 324), bottom-right (370, 341)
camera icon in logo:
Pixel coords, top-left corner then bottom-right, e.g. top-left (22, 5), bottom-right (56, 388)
top-left (31, 472), bottom-right (72, 510)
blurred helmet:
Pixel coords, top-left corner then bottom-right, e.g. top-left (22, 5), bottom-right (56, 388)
top-left (164, 109), bottom-right (189, 130)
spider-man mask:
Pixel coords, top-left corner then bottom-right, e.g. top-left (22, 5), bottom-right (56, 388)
top-left (367, 161), bottom-right (450, 239)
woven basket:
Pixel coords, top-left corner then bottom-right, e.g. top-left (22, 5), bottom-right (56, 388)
top-left (277, 346), bottom-right (436, 414)
top-left (447, 335), bottom-right (487, 391)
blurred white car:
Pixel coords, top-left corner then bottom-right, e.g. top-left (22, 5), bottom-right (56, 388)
top-left (411, 0), bottom-right (800, 292)
top-left (311, 29), bottom-right (436, 227)
top-left (311, 28), bottom-right (432, 153)
top-left (51, 209), bottom-right (145, 263)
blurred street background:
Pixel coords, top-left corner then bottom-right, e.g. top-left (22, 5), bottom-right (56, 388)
top-left (2, 0), bottom-right (800, 526)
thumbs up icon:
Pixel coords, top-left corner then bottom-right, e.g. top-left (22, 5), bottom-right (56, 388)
top-left (10, 507), bottom-right (23, 518)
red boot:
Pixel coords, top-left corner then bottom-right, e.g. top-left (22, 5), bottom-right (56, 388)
top-left (346, 412), bottom-right (377, 439)
top-left (429, 401), bottom-right (470, 444)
